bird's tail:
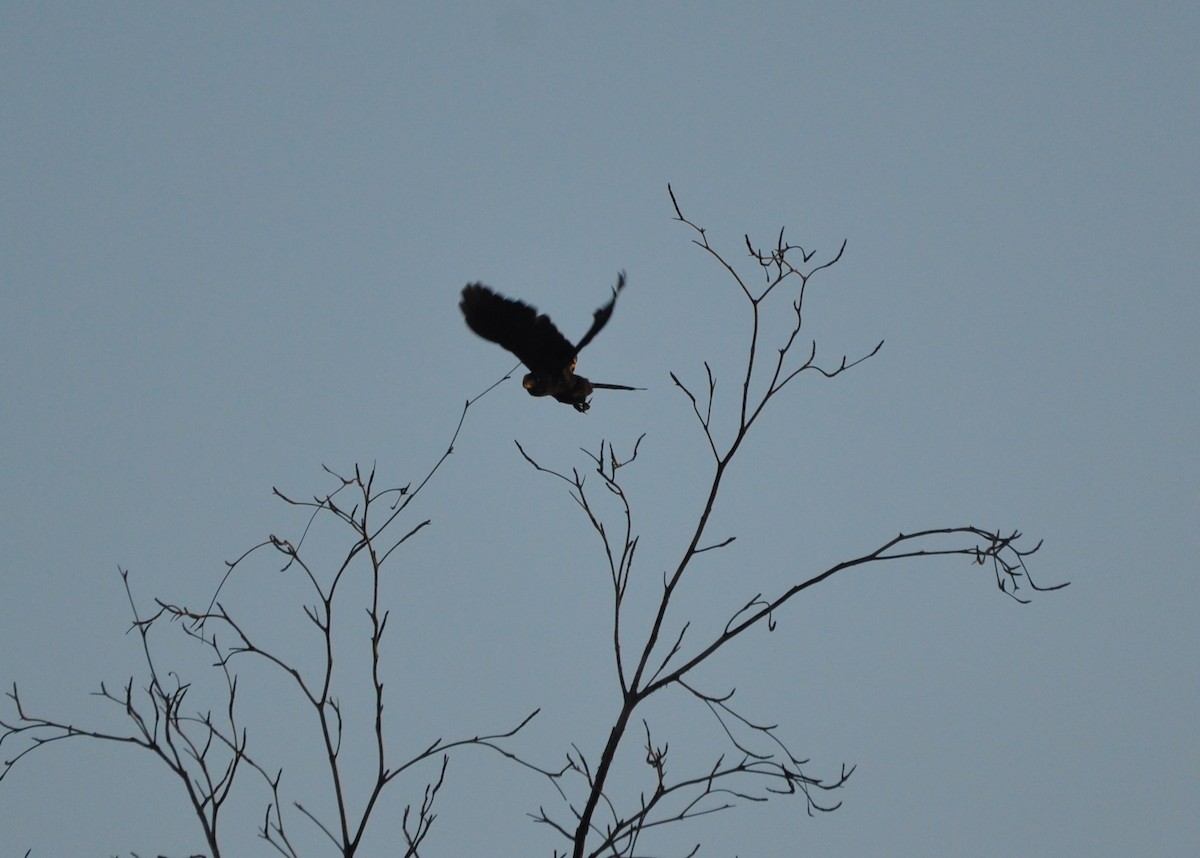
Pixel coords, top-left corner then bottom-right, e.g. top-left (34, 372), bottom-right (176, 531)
top-left (591, 381), bottom-right (645, 391)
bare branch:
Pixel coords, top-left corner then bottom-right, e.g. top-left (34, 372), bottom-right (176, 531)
top-left (2, 370), bottom-right (537, 857)
top-left (513, 188), bottom-right (1065, 858)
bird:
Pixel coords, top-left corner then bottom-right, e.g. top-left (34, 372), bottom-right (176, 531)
top-left (459, 272), bottom-right (640, 412)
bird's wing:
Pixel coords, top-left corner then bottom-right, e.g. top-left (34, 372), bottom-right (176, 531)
top-left (573, 271), bottom-right (626, 354)
top-left (460, 284), bottom-right (576, 373)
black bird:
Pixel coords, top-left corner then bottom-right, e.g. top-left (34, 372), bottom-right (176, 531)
top-left (460, 273), bottom-right (639, 412)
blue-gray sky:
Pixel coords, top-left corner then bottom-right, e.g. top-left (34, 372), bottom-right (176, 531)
top-left (2, 3), bottom-right (1197, 856)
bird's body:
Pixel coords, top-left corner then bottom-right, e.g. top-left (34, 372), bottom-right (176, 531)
top-left (460, 273), bottom-right (638, 412)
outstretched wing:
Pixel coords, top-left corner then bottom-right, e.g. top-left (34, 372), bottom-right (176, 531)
top-left (460, 284), bottom-right (576, 374)
top-left (573, 271), bottom-right (626, 354)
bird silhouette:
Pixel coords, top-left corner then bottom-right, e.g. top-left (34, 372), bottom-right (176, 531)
top-left (460, 272), bottom-right (639, 412)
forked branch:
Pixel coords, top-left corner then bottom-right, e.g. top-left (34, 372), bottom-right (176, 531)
top-left (516, 188), bottom-right (1065, 858)
top-left (2, 372), bottom-right (538, 857)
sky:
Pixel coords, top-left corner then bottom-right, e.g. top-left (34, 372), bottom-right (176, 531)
top-left (2, 3), bottom-right (1198, 856)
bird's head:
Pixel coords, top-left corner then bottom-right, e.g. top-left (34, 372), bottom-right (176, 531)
top-left (522, 372), bottom-right (550, 396)
top-left (522, 371), bottom-right (595, 412)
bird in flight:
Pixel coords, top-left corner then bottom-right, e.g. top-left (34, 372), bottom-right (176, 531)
top-left (460, 272), bottom-right (640, 412)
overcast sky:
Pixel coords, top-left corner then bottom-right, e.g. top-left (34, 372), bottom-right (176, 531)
top-left (2, 3), bottom-right (1197, 856)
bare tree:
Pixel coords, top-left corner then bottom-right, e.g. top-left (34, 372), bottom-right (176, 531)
top-left (2, 189), bottom-right (1066, 857)
top-left (513, 186), bottom-right (1067, 858)
top-left (1, 380), bottom-right (537, 858)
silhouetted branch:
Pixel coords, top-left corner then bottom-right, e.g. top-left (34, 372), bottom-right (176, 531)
top-left (516, 187), bottom-right (1066, 858)
top-left (1, 568), bottom-right (272, 858)
top-left (161, 450), bottom-right (542, 855)
top-left (2, 372), bottom-right (542, 857)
